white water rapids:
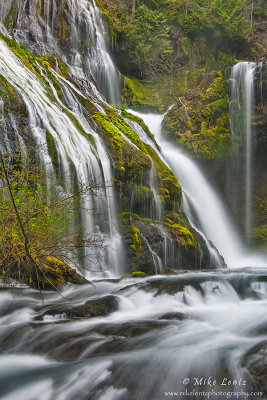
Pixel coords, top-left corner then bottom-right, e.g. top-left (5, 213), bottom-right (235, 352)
top-left (0, 270), bottom-right (266, 399)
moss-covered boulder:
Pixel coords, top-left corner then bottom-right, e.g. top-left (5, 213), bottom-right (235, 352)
top-left (3, 256), bottom-right (88, 290)
top-left (124, 271), bottom-right (146, 278)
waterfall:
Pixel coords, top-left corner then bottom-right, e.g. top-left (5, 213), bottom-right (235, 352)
top-left (127, 110), bottom-right (267, 268)
top-left (229, 62), bottom-right (259, 239)
top-left (0, 39), bottom-right (124, 278)
top-left (67, 0), bottom-right (121, 106)
top-left (1, 0), bottom-right (266, 273)
top-left (0, 0), bottom-right (121, 106)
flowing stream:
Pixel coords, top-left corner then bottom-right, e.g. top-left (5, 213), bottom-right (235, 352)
top-left (0, 269), bottom-right (266, 399)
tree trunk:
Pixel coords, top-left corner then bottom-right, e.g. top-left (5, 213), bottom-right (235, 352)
top-left (0, 153), bottom-right (33, 263)
top-left (132, 0), bottom-right (136, 15)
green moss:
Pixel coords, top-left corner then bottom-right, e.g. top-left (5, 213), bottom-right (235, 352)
top-left (145, 146), bottom-right (182, 206)
top-left (37, 0), bottom-right (44, 19)
top-left (124, 76), bottom-right (161, 112)
top-left (124, 271), bottom-right (146, 278)
top-left (4, 1), bottom-right (17, 29)
top-left (93, 112), bottom-right (125, 168)
top-left (46, 131), bottom-right (59, 169)
top-left (64, 108), bottom-right (84, 132)
top-left (63, 108), bottom-right (95, 144)
top-left (93, 108), bottom-right (181, 209)
top-left (80, 97), bottom-right (98, 115)
top-left (57, 59), bottom-right (69, 76)
top-left (120, 212), bottom-right (154, 224)
top-left (162, 72), bottom-right (231, 160)
top-left (0, 35), bottom-right (36, 73)
top-left (58, 15), bottom-right (68, 40)
top-left (129, 225), bottom-right (142, 252)
top-left (165, 212), bottom-right (197, 248)
top-left (252, 225), bottom-right (267, 247)
top-left (0, 36), bottom-right (60, 100)
top-left (121, 109), bottom-right (156, 142)
top-left (35, 256), bottom-right (87, 289)
top-left (6, 255), bottom-right (87, 290)
top-left (133, 184), bottom-right (150, 194)
top-left (48, 79), bottom-right (64, 102)
top-left (105, 106), bottom-right (146, 150)
top-left (0, 75), bottom-right (25, 114)
top-left (93, 111), bottom-right (150, 181)
top-left (164, 268), bottom-right (178, 275)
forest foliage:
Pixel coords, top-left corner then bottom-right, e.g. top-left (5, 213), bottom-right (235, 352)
top-left (0, 149), bottom-right (101, 288)
top-left (100, 0), bottom-right (266, 77)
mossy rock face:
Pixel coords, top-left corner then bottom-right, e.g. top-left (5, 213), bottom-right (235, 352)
top-left (120, 212), bottom-right (162, 275)
top-left (162, 72), bottom-right (231, 160)
top-left (252, 224), bottom-right (267, 246)
top-left (4, 1), bottom-right (18, 29)
top-left (123, 76), bottom-right (162, 112)
top-left (46, 131), bottom-right (60, 171)
top-left (0, 73), bottom-right (29, 150)
top-left (0, 74), bottom-right (26, 115)
top-left (251, 64), bottom-right (267, 242)
top-left (119, 211), bottom-right (215, 274)
top-left (92, 108), bottom-right (182, 213)
top-left (164, 212), bottom-right (197, 249)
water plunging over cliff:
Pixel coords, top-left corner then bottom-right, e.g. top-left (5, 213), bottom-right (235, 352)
top-left (0, 0), bottom-right (121, 106)
top-left (128, 110), bottom-right (267, 269)
top-left (0, 39), bottom-right (124, 278)
top-left (229, 62), bottom-right (260, 239)
top-left (227, 62), bottom-right (266, 244)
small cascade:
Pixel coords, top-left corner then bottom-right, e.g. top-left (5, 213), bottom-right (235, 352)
top-left (67, 0), bottom-right (121, 106)
top-left (229, 62), bottom-right (260, 238)
top-left (182, 193), bottom-right (224, 268)
top-left (142, 235), bottom-right (163, 274)
top-left (149, 161), bottom-right (162, 220)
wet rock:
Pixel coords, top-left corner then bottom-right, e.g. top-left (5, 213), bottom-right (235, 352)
top-left (159, 311), bottom-right (186, 320)
top-left (242, 341), bottom-right (267, 398)
top-left (96, 320), bottom-right (167, 338)
top-left (141, 275), bottom-right (206, 296)
top-left (36, 295), bottom-right (119, 320)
